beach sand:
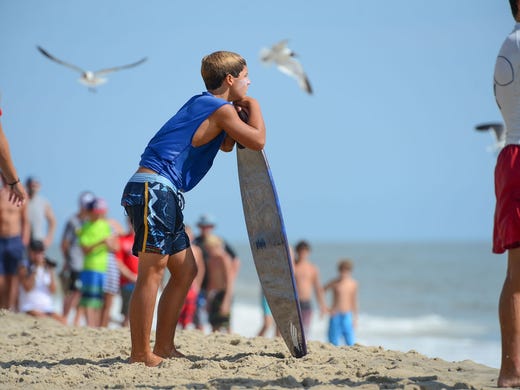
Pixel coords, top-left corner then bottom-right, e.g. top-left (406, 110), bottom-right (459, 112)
top-left (0, 310), bottom-right (502, 389)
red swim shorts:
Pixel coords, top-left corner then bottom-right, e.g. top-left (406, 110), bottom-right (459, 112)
top-left (178, 287), bottom-right (197, 328)
top-left (493, 144), bottom-right (520, 253)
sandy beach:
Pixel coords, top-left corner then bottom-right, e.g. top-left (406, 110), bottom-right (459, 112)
top-left (0, 310), bottom-right (504, 390)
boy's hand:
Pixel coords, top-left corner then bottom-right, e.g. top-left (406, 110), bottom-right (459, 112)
top-left (233, 96), bottom-right (258, 118)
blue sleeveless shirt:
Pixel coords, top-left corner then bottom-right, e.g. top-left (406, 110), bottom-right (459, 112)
top-left (139, 92), bottom-right (229, 192)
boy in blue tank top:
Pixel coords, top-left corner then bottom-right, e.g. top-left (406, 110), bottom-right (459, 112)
top-left (121, 51), bottom-right (266, 367)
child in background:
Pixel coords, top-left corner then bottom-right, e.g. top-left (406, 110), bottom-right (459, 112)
top-left (78, 198), bottom-right (118, 327)
top-left (324, 258), bottom-right (358, 346)
top-left (18, 240), bottom-right (65, 323)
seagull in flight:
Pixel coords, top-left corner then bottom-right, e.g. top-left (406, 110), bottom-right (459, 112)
top-left (260, 40), bottom-right (313, 95)
top-left (37, 46), bottom-right (147, 92)
top-left (474, 122), bottom-right (505, 152)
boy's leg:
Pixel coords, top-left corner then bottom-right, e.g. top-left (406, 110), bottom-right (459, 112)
top-left (154, 247), bottom-right (197, 358)
top-left (498, 247), bottom-right (520, 387)
top-left (129, 252), bottom-right (168, 367)
top-left (328, 315), bottom-right (340, 346)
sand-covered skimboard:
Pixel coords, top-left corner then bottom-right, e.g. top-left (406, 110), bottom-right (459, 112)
top-left (236, 146), bottom-right (307, 358)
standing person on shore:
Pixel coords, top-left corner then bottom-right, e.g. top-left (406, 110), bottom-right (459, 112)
top-left (26, 176), bottom-right (56, 250)
top-left (60, 191), bottom-right (95, 324)
top-left (492, 1), bottom-right (520, 386)
top-left (0, 107), bottom-right (26, 206)
top-left (204, 235), bottom-right (234, 333)
top-left (193, 214), bottom-right (240, 332)
top-left (0, 174), bottom-right (30, 310)
top-left (293, 240), bottom-right (327, 336)
top-left (78, 198), bottom-right (118, 327)
top-left (120, 50), bottom-right (265, 366)
top-left (324, 259), bottom-right (358, 346)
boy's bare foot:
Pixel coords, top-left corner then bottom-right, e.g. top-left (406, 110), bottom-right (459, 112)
top-left (154, 347), bottom-right (186, 359)
top-left (129, 352), bottom-right (163, 367)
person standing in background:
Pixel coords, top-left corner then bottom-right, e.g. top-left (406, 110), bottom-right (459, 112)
top-left (26, 176), bottom-right (56, 249)
top-left (293, 240), bottom-right (327, 336)
top-left (492, 1), bottom-right (520, 386)
top-left (204, 235), bottom-right (234, 333)
top-left (0, 107), bottom-right (26, 206)
top-left (324, 259), bottom-right (358, 346)
top-left (194, 214), bottom-right (240, 331)
top-left (78, 198), bottom-right (117, 327)
top-left (60, 191), bottom-right (95, 324)
top-left (0, 174), bottom-right (30, 310)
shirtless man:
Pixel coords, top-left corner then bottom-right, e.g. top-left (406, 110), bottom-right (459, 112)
top-left (205, 235), bottom-right (234, 333)
top-left (324, 259), bottom-right (358, 346)
top-left (293, 240), bottom-right (327, 335)
top-left (0, 175), bottom-right (30, 309)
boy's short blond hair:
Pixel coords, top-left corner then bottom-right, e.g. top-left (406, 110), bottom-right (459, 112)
top-left (338, 258), bottom-right (353, 272)
top-left (201, 51), bottom-right (247, 90)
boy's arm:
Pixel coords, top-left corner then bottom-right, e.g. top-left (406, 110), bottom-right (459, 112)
top-left (220, 134), bottom-right (236, 152)
top-left (214, 98), bottom-right (266, 150)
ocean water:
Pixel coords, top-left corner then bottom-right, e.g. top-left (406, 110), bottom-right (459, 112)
top-left (50, 240), bottom-right (504, 369)
top-left (229, 241), bottom-right (504, 369)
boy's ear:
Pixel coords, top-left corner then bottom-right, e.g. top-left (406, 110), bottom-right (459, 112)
top-left (225, 73), bottom-right (234, 86)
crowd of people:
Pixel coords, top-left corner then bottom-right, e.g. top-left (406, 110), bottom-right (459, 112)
top-left (0, 178), bottom-right (141, 328)
top-left (0, 176), bottom-right (359, 346)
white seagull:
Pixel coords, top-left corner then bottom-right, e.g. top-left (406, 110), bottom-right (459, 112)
top-left (37, 46), bottom-right (147, 92)
top-left (475, 122), bottom-right (505, 152)
top-left (260, 40), bottom-right (313, 94)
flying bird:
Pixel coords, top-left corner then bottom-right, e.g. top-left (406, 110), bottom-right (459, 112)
top-left (475, 122), bottom-right (505, 152)
top-left (37, 46), bottom-right (147, 92)
top-left (260, 40), bottom-right (313, 94)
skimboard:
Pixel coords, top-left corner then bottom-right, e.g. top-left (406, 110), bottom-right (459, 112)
top-left (236, 146), bottom-right (307, 358)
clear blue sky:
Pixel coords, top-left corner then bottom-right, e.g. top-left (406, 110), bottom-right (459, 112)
top-left (0, 1), bottom-right (511, 244)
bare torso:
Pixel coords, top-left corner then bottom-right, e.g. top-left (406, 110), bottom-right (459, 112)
top-left (329, 277), bottom-right (358, 314)
top-left (294, 260), bottom-right (319, 301)
top-left (0, 187), bottom-right (27, 238)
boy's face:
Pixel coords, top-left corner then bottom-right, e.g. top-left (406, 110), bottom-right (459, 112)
top-left (230, 66), bottom-right (250, 100)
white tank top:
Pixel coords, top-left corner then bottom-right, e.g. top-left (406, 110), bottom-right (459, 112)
top-left (18, 265), bottom-right (54, 313)
top-left (495, 23), bottom-right (520, 145)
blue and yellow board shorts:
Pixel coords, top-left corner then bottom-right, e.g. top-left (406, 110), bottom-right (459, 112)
top-left (121, 173), bottom-right (189, 256)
